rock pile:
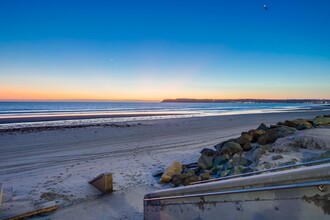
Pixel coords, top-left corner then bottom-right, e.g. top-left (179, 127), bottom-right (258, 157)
top-left (157, 115), bottom-right (330, 187)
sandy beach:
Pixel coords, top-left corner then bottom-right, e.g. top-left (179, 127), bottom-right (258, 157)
top-left (1, 109), bottom-right (330, 219)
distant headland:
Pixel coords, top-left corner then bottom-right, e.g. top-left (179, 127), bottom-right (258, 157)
top-left (162, 98), bottom-right (330, 104)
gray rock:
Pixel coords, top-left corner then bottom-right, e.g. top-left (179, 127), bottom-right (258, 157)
top-left (171, 175), bottom-right (183, 186)
top-left (304, 150), bottom-right (330, 161)
top-left (258, 126), bottom-right (297, 145)
top-left (257, 123), bottom-right (269, 131)
top-left (226, 160), bottom-right (234, 170)
top-left (272, 155), bottom-right (284, 160)
top-left (183, 175), bottom-right (201, 186)
top-left (274, 126), bottom-right (297, 138)
top-left (272, 134), bottom-right (327, 152)
top-left (248, 129), bottom-right (266, 143)
top-left (242, 167), bottom-right (254, 173)
top-left (219, 169), bottom-right (230, 177)
top-left (257, 129), bottom-right (278, 145)
top-left (171, 173), bottom-right (191, 186)
top-left (255, 161), bottom-right (274, 170)
top-left (233, 166), bottom-right (253, 175)
top-left (278, 159), bottom-right (298, 167)
top-left (200, 171), bottom-right (211, 180)
top-left (293, 137), bottom-right (325, 150)
top-left (186, 169), bottom-right (196, 175)
top-left (316, 150), bottom-right (330, 159)
top-left (200, 148), bottom-right (217, 156)
top-left (230, 156), bottom-right (252, 167)
top-left (214, 138), bottom-right (236, 152)
top-left (185, 162), bottom-right (198, 169)
top-left (264, 162), bottom-right (273, 169)
top-left (278, 119), bottom-right (312, 130)
top-left (252, 148), bottom-right (266, 162)
top-left (235, 133), bottom-right (253, 150)
top-left (221, 141), bottom-right (244, 156)
top-left (252, 145), bottom-right (272, 162)
top-left (198, 154), bottom-right (214, 169)
top-left (213, 155), bottom-right (229, 166)
top-left (313, 116), bottom-right (330, 126)
top-left (233, 166), bottom-right (245, 175)
top-left (211, 165), bottom-right (224, 175)
top-left (296, 125), bottom-right (308, 130)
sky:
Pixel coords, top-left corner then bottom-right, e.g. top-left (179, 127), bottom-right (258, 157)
top-left (0, 0), bottom-right (330, 101)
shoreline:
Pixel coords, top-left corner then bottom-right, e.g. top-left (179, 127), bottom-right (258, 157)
top-left (1, 108), bottom-right (330, 133)
top-left (0, 112), bottom-right (185, 124)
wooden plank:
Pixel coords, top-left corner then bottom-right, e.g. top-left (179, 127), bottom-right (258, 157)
top-left (3, 205), bottom-right (57, 220)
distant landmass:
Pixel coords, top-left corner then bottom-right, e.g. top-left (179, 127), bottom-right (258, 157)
top-left (162, 98), bottom-right (330, 104)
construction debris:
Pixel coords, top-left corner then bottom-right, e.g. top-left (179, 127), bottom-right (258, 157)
top-left (89, 173), bottom-right (113, 193)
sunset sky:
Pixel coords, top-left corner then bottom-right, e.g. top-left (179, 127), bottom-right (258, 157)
top-left (1, 0), bottom-right (330, 101)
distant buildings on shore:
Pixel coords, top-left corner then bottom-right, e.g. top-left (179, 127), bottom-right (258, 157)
top-left (162, 98), bottom-right (330, 104)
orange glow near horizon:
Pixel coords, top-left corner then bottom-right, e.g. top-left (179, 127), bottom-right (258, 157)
top-left (1, 85), bottom-right (329, 101)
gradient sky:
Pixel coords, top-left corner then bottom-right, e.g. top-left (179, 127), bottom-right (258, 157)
top-left (1, 0), bottom-right (330, 101)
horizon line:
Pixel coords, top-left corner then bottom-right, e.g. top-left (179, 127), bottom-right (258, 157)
top-left (1, 98), bottom-right (330, 103)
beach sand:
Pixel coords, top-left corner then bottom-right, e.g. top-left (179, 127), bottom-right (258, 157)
top-left (0, 110), bottom-right (330, 219)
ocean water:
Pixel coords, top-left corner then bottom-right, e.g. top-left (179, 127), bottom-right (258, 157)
top-left (0, 101), bottom-right (320, 128)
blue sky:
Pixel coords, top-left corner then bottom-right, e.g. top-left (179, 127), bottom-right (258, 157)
top-left (0, 0), bottom-right (329, 100)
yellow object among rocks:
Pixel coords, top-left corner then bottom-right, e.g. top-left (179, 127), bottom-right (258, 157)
top-left (160, 161), bottom-right (182, 183)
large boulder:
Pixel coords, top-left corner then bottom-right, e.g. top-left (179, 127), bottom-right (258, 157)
top-left (279, 119), bottom-right (313, 130)
top-left (275, 126), bottom-right (297, 138)
top-left (171, 173), bottom-right (191, 186)
top-left (200, 148), bottom-right (217, 157)
top-left (198, 154), bottom-right (214, 170)
top-left (160, 161), bottom-right (182, 183)
top-left (235, 133), bottom-right (253, 150)
top-left (215, 134), bottom-right (252, 152)
top-left (220, 141), bottom-right (244, 156)
top-left (198, 148), bottom-right (218, 169)
top-left (257, 129), bottom-right (278, 145)
top-left (214, 138), bottom-right (236, 152)
top-left (257, 126), bottom-right (297, 145)
top-left (248, 129), bottom-right (266, 143)
top-left (230, 156), bottom-right (253, 167)
top-left (313, 116), bottom-right (330, 126)
top-left (272, 133), bottom-right (327, 152)
top-left (252, 145), bottom-right (271, 162)
top-left (292, 119), bottom-right (313, 130)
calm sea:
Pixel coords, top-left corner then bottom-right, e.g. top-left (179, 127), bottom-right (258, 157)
top-left (0, 101), bottom-right (319, 128)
